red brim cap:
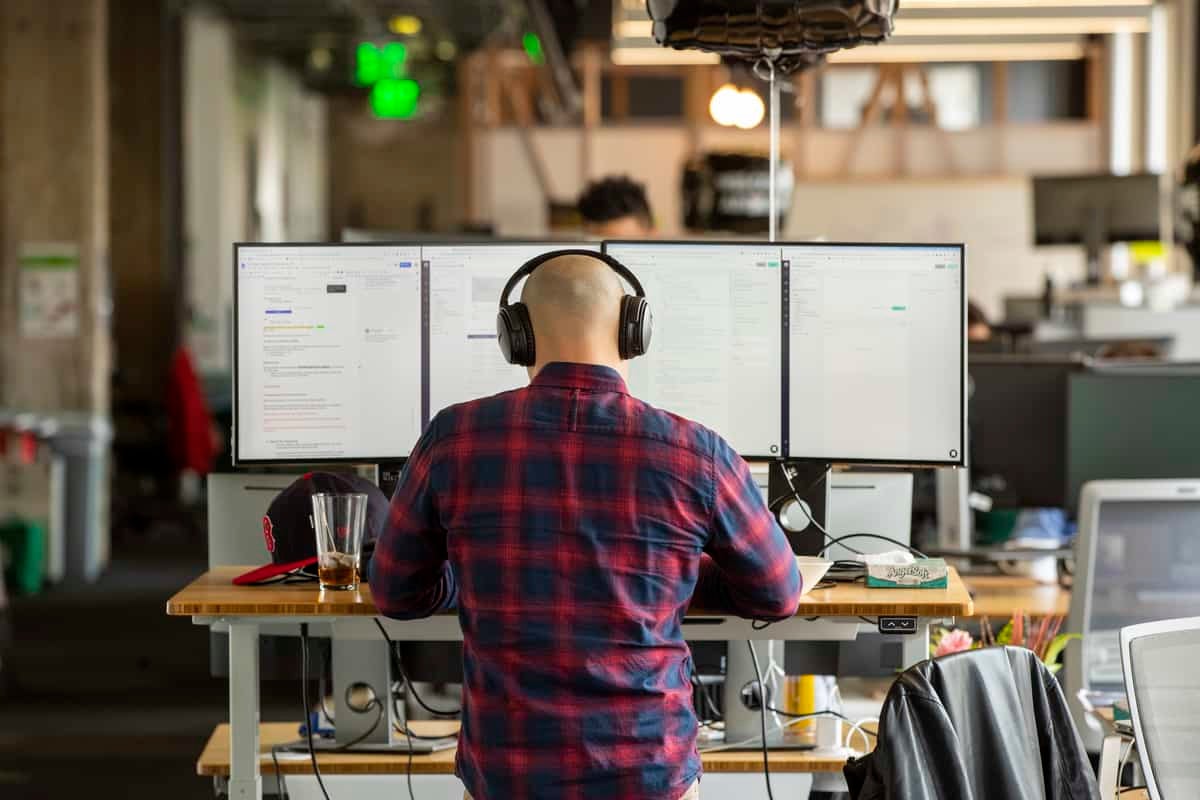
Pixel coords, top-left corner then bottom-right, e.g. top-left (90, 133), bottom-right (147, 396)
top-left (232, 556), bottom-right (319, 586)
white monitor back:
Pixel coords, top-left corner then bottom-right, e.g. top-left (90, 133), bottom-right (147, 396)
top-left (1067, 479), bottom-right (1200, 750)
top-left (826, 472), bottom-right (913, 562)
top-left (1120, 617), bottom-right (1200, 800)
top-left (207, 473), bottom-right (304, 569)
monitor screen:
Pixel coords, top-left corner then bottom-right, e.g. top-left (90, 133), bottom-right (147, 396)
top-left (424, 243), bottom-right (600, 421)
top-left (1068, 371), bottom-right (1200, 509)
top-left (784, 243), bottom-right (965, 465)
top-left (603, 241), bottom-right (784, 458)
top-left (1033, 173), bottom-right (1161, 246)
top-left (235, 244), bottom-right (423, 464)
top-left (969, 357), bottom-right (1079, 509)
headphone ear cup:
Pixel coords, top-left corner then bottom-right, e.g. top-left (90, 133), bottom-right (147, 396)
top-left (619, 296), bottom-right (652, 359)
top-left (496, 307), bottom-right (519, 365)
top-left (509, 302), bottom-right (536, 367)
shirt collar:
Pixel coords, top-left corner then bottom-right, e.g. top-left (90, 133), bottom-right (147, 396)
top-left (530, 362), bottom-right (628, 394)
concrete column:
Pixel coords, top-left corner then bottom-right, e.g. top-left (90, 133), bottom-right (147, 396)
top-left (0, 0), bottom-right (111, 414)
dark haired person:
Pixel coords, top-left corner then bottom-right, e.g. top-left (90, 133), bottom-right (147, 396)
top-left (577, 175), bottom-right (656, 238)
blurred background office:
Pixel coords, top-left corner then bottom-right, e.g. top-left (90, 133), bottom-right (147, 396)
top-left (2, 0), bottom-right (1200, 797)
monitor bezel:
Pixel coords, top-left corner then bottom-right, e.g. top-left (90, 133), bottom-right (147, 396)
top-left (233, 239), bottom-right (599, 467)
top-left (605, 239), bottom-right (967, 468)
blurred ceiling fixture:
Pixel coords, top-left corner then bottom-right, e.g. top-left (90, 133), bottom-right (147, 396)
top-left (894, 16), bottom-right (1150, 35)
top-left (829, 40), bottom-right (1087, 62)
top-left (709, 83), bottom-right (765, 130)
top-left (308, 46), bottom-right (333, 73)
top-left (388, 14), bottom-right (423, 36)
top-left (435, 40), bottom-right (458, 61)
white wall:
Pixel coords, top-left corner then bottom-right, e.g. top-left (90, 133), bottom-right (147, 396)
top-left (183, 10), bottom-right (329, 373)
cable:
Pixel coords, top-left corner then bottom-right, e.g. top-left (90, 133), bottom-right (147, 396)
top-left (300, 624), bottom-right (333, 800)
top-left (270, 744), bottom-right (289, 800)
top-left (691, 675), bottom-right (724, 722)
top-left (763, 706), bottom-right (878, 736)
top-left (746, 641), bottom-right (776, 800)
top-left (331, 701), bottom-right (385, 752)
top-left (374, 618), bottom-right (462, 717)
top-left (775, 464), bottom-right (925, 558)
top-left (817, 532), bottom-right (927, 560)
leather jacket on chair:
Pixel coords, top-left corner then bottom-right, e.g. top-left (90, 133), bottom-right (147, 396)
top-left (844, 646), bottom-right (1099, 800)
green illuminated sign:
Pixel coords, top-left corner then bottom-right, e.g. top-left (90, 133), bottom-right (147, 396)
top-left (522, 32), bottom-right (544, 65)
top-left (371, 78), bottom-right (420, 119)
top-left (356, 41), bottom-right (407, 86)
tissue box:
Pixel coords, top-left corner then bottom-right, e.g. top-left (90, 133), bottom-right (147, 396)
top-left (866, 558), bottom-right (948, 589)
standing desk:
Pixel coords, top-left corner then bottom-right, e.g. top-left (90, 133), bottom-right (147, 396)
top-left (961, 575), bottom-right (1071, 619)
top-left (167, 566), bottom-right (973, 800)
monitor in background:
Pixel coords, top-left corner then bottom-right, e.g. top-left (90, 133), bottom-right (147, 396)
top-left (603, 241), bottom-right (783, 457)
top-left (785, 243), bottom-right (964, 465)
top-left (1032, 173), bottom-right (1162, 285)
top-left (234, 244), bottom-right (423, 464)
top-left (969, 356), bottom-right (1082, 509)
top-left (424, 242), bottom-right (600, 421)
top-left (1067, 369), bottom-right (1200, 510)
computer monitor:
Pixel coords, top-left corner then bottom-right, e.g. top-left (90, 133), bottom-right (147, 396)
top-left (1067, 368), bottom-right (1200, 510)
top-left (424, 242), bottom-right (600, 422)
top-left (969, 356), bottom-right (1082, 509)
top-left (602, 241), bottom-right (784, 458)
top-left (1032, 173), bottom-right (1162, 285)
top-left (783, 243), bottom-right (965, 466)
top-left (234, 243), bottom-right (423, 465)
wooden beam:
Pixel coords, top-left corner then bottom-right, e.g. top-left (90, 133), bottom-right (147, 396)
top-left (991, 62), bottom-right (1009, 124)
top-left (580, 45), bottom-right (602, 186)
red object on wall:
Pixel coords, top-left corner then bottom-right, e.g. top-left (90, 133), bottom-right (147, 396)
top-left (166, 346), bottom-right (217, 475)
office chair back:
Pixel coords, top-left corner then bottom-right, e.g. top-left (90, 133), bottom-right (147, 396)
top-left (1120, 617), bottom-right (1200, 800)
top-left (1065, 480), bottom-right (1200, 751)
top-left (844, 646), bottom-right (1097, 800)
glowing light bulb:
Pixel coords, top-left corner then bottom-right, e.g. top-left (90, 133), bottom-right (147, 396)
top-left (734, 89), bottom-right (765, 129)
top-left (708, 84), bottom-right (742, 127)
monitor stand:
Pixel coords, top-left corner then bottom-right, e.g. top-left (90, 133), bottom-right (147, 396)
top-left (770, 460), bottom-right (831, 556)
top-left (721, 638), bottom-right (815, 751)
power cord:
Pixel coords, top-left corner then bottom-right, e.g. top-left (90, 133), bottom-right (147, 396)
top-left (374, 619), bottom-right (462, 717)
top-left (300, 624), bottom-right (334, 800)
top-left (775, 463), bottom-right (926, 558)
top-left (746, 641), bottom-right (775, 800)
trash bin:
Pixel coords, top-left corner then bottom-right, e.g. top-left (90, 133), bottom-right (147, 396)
top-left (47, 415), bottom-right (113, 583)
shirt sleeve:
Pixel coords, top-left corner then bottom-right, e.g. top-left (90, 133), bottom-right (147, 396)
top-left (693, 435), bottom-right (802, 620)
top-left (368, 415), bottom-right (458, 620)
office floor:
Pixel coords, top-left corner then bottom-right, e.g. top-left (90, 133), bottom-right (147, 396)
top-left (0, 533), bottom-right (295, 799)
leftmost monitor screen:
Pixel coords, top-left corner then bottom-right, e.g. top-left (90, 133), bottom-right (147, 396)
top-left (235, 244), bottom-right (423, 464)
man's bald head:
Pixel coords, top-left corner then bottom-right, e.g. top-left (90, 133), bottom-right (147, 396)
top-left (520, 254), bottom-right (626, 376)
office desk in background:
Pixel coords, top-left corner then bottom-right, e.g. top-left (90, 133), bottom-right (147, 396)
top-left (168, 567), bottom-right (972, 800)
top-left (962, 575), bottom-right (1071, 619)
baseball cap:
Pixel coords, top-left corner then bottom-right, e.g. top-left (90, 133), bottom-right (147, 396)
top-left (233, 472), bottom-right (390, 586)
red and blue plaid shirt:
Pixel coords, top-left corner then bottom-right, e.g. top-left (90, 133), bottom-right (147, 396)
top-left (370, 362), bottom-right (802, 800)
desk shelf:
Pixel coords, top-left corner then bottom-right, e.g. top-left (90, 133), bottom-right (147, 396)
top-left (197, 722), bottom-right (864, 777)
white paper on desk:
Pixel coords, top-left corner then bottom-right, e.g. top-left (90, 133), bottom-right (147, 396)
top-left (856, 550), bottom-right (915, 566)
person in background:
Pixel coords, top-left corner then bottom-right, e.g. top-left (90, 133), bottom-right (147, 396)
top-left (371, 253), bottom-right (801, 800)
top-left (577, 175), bottom-right (656, 238)
top-left (968, 300), bottom-right (992, 343)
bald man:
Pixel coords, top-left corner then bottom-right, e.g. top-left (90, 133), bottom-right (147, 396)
top-left (371, 254), bottom-right (801, 800)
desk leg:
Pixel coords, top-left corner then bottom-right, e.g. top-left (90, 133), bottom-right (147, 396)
top-left (228, 621), bottom-right (262, 800)
top-left (901, 623), bottom-right (932, 668)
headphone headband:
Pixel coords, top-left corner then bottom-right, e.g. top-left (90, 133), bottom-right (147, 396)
top-left (497, 248), bottom-right (646, 309)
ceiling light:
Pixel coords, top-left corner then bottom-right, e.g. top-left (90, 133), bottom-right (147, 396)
top-left (388, 15), bottom-right (422, 36)
top-left (734, 90), bottom-right (765, 130)
top-left (435, 40), bottom-right (457, 61)
top-left (308, 46), bottom-right (333, 72)
top-left (709, 84), bottom-right (742, 127)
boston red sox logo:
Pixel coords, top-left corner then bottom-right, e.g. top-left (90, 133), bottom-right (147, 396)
top-left (262, 515), bottom-right (276, 553)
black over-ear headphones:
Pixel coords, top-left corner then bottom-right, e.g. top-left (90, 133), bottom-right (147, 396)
top-left (496, 249), bottom-right (653, 367)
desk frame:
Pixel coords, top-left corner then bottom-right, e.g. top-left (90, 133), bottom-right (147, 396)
top-left (193, 613), bottom-right (939, 800)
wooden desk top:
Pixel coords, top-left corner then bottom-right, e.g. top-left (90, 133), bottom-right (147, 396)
top-left (961, 575), bottom-right (1070, 619)
top-left (168, 566), bottom-right (973, 618)
top-left (197, 722), bottom-right (864, 776)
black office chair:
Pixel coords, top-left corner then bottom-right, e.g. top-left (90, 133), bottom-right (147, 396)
top-left (845, 646), bottom-right (1099, 800)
